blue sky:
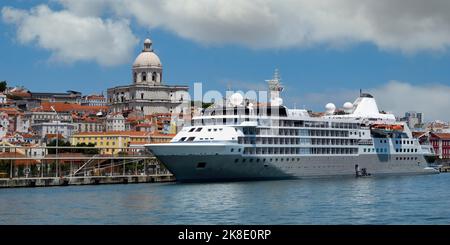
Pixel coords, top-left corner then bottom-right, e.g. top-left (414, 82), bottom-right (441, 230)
top-left (1, 0), bottom-right (450, 120)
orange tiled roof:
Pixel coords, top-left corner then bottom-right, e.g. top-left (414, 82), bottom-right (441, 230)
top-left (431, 133), bottom-right (450, 140)
top-left (85, 95), bottom-right (105, 100)
top-left (135, 123), bottom-right (152, 127)
top-left (40, 102), bottom-right (108, 113)
top-left (45, 133), bottom-right (65, 139)
top-left (9, 91), bottom-right (31, 98)
top-left (0, 107), bottom-right (21, 115)
top-left (0, 152), bottom-right (39, 165)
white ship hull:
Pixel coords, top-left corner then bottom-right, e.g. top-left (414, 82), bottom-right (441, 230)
top-left (147, 143), bottom-right (438, 182)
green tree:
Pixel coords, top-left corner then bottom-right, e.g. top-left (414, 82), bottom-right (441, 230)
top-left (47, 139), bottom-right (71, 154)
top-left (75, 142), bottom-right (99, 154)
top-left (0, 81), bottom-right (6, 92)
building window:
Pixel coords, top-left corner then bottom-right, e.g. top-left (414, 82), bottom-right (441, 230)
top-left (142, 72), bottom-right (147, 82)
top-left (133, 72), bottom-right (137, 83)
top-left (141, 93), bottom-right (144, 99)
top-left (152, 72), bottom-right (157, 82)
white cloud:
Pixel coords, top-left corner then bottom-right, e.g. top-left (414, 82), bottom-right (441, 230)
top-left (53, 0), bottom-right (450, 53)
top-left (1, 5), bottom-right (138, 66)
top-left (287, 81), bottom-right (450, 122)
top-left (3, 0), bottom-right (450, 66)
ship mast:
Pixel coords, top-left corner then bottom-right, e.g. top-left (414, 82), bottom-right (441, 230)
top-left (266, 68), bottom-right (284, 106)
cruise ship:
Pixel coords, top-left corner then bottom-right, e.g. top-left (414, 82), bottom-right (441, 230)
top-left (145, 71), bottom-right (438, 182)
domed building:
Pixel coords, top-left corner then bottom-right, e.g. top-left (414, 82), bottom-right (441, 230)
top-left (107, 38), bottom-right (189, 116)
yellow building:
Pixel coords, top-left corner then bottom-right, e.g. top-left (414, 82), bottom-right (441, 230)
top-left (71, 131), bottom-right (174, 155)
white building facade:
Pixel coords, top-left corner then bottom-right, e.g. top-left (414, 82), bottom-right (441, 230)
top-left (106, 113), bottom-right (125, 131)
top-left (31, 121), bottom-right (74, 139)
top-left (107, 38), bottom-right (189, 116)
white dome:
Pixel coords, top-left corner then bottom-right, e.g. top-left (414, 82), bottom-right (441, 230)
top-left (133, 52), bottom-right (162, 68)
top-left (343, 102), bottom-right (353, 110)
top-left (133, 38), bottom-right (162, 68)
top-left (325, 103), bottom-right (336, 114)
top-left (229, 93), bottom-right (244, 106)
top-left (271, 97), bottom-right (283, 106)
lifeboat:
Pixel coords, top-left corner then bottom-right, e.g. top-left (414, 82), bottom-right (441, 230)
top-left (371, 124), bottom-right (404, 131)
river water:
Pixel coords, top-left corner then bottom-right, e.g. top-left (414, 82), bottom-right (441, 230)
top-left (1, 174), bottom-right (449, 224)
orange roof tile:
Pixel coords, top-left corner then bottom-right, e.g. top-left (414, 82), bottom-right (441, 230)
top-left (40, 102), bottom-right (108, 113)
top-left (431, 133), bottom-right (450, 139)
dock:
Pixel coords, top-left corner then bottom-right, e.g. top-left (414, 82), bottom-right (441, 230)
top-left (0, 145), bottom-right (176, 188)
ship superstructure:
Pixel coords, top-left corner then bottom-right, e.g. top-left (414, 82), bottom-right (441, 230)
top-left (146, 72), bottom-right (438, 182)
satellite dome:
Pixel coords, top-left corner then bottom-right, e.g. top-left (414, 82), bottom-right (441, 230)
top-left (343, 102), bottom-right (353, 110)
top-left (343, 102), bottom-right (353, 113)
top-left (271, 97), bottom-right (283, 106)
top-left (325, 103), bottom-right (336, 114)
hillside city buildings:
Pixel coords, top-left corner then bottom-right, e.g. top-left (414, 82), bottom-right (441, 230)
top-left (0, 38), bottom-right (185, 155)
top-left (0, 37), bottom-right (449, 164)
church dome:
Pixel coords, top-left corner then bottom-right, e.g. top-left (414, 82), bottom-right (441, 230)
top-left (132, 38), bottom-right (162, 68)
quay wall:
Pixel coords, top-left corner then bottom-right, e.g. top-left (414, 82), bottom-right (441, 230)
top-left (0, 175), bottom-right (175, 188)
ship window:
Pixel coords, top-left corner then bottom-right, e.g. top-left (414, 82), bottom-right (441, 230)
top-left (242, 159), bottom-right (246, 163)
top-left (179, 137), bottom-right (186, 142)
top-left (214, 129), bottom-right (217, 132)
top-left (231, 148), bottom-right (234, 152)
top-left (234, 159), bottom-right (238, 163)
top-left (250, 159), bottom-right (253, 162)
top-left (196, 162), bottom-right (207, 168)
top-left (208, 129), bottom-right (212, 132)
top-left (186, 137), bottom-right (195, 142)
top-left (195, 127), bottom-right (203, 132)
top-left (238, 148), bottom-right (241, 152)
top-left (189, 128), bottom-right (196, 132)
top-left (256, 159), bottom-right (260, 162)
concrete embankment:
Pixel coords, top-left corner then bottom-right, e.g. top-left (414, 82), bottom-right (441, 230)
top-left (0, 174), bottom-right (175, 188)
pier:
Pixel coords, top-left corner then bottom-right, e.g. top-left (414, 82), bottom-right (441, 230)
top-left (0, 145), bottom-right (175, 188)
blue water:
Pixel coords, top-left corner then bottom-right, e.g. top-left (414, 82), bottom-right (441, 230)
top-left (1, 174), bottom-right (450, 224)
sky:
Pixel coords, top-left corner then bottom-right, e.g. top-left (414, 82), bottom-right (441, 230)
top-left (1, 0), bottom-right (450, 121)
